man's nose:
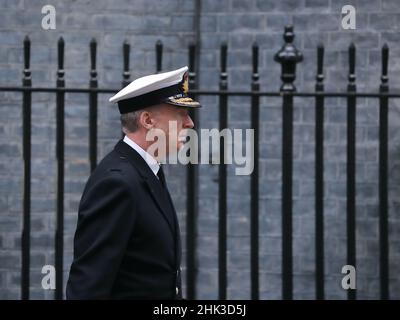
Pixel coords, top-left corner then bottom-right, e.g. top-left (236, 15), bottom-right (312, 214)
top-left (184, 114), bottom-right (194, 129)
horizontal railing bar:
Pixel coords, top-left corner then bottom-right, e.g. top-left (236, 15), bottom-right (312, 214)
top-left (192, 91), bottom-right (400, 97)
top-left (2, 86), bottom-right (400, 98)
top-left (0, 87), bottom-right (117, 93)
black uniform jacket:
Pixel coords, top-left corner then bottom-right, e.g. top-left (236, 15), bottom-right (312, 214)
top-left (66, 139), bottom-right (182, 300)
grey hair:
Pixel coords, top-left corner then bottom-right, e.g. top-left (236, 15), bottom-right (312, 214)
top-left (120, 105), bottom-right (161, 134)
top-left (120, 110), bottom-right (143, 134)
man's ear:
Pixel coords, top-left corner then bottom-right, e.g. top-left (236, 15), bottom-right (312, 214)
top-left (139, 111), bottom-right (155, 130)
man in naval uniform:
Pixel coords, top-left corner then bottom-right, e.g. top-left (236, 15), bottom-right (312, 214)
top-left (66, 66), bottom-right (201, 299)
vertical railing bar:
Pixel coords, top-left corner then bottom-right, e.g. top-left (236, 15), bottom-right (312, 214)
top-left (122, 40), bottom-right (131, 88)
top-left (281, 94), bottom-right (293, 300)
top-left (346, 42), bottom-right (357, 300)
top-left (379, 43), bottom-right (389, 300)
top-left (55, 36), bottom-right (65, 300)
top-left (274, 25), bottom-right (302, 300)
top-left (315, 44), bottom-right (325, 300)
top-left (21, 35), bottom-right (32, 300)
top-left (250, 42), bottom-right (260, 300)
top-left (218, 42), bottom-right (228, 300)
top-left (186, 42), bottom-right (198, 300)
top-left (156, 40), bottom-right (163, 73)
top-left (89, 38), bottom-right (98, 172)
top-left (121, 40), bottom-right (130, 138)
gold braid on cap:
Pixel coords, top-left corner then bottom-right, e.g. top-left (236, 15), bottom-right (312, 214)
top-left (164, 71), bottom-right (201, 107)
top-left (168, 97), bottom-right (199, 105)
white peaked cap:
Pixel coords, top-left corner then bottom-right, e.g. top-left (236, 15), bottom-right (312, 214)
top-left (109, 66), bottom-right (200, 114)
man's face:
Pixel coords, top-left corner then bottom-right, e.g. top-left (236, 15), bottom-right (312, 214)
top-left (151, 104), bottom-right (194, 155)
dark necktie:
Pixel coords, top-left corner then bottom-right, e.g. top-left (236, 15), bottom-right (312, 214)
top-left (157, 165), bottom-right (166, 189)
top-left (157, 165), bottom-right (176, 230)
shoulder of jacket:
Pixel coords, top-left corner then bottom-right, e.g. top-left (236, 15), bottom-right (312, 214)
top-left (88, 151), bottom-right (142, 187)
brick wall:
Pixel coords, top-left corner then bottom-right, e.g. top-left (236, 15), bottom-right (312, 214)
top-left (0, 0), bottom-right (399, 299)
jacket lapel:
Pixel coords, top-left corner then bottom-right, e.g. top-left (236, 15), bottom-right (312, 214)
top-left (114, 139), bottom-right (176, 236)
top-left (143, 177), bottom-right (176, 235)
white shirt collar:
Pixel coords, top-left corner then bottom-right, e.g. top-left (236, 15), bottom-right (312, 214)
top-left (123, 135), bottom-right (160, 177)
